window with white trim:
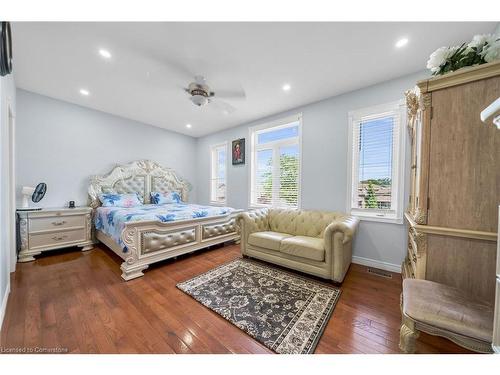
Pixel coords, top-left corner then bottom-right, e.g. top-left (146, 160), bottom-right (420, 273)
top-left (210, 143), bottom-right (227, 204)
top-left (250, 115), bottom-right (301, 208)
top-left (347, 101), bottom-right (405, 223)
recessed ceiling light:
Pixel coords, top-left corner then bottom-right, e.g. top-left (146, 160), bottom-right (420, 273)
top-left (79, 89), bottom-right (90, 96)
top-left (98, 48), bottom-right (112, 59)
top-left (186, 124), bottom-right (192, 129)
top-left (395, 38), bottom-right (409, 48)
top-left (282, 83), bottom-right (291, 92)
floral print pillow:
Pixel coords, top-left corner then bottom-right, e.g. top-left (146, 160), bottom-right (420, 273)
top-left (99, 193), bottom-right (143, 208)
top-left (150, 191), bottom-right (183, 205)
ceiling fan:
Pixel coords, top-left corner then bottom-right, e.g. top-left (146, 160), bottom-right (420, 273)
top-left (184, 75), bottom-right (245, 114)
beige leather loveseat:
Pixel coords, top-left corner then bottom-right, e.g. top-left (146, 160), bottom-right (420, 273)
top-left (237, 208), bottom-right (359, 283)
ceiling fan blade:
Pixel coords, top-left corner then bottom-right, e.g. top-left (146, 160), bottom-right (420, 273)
top-left (210, 98), bottom-right (236, 115)
top-left (214, 88), bottom-right (246, 100)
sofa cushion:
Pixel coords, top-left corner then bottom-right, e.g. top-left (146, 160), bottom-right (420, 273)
top-left (280, 236), bottom-right (325, 262)
top-left (248, 231), bottom-right (293, 251)
top-left (402, 279), bottom-right (494, 342)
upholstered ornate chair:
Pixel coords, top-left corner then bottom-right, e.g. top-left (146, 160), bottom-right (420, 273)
top-left (237, 208), bottom-right (359, 283)
top-left (399, 278), bottom-right (494, 353)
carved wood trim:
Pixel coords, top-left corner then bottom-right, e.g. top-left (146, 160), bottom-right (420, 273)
top-left (417, 92), bottom-right (431, 222)
top-left (405, 84), bottom-right (431, 224)
top-left (404, 88), bottom-right (419, 138)
top-left (405, 212), bottom-right (497, 242)
top-left (418, 60), bottom-right (500, 93)
top-left (85, 213), bottom-right (92, 241)
top-left (414, 319), bottom-right (493, 353)
top-left (417, 226), bottom-right (497, 242)
top-left (399, 318), bottom-right (419, 353)
top-left (18, 214), bottom-right (28, 251)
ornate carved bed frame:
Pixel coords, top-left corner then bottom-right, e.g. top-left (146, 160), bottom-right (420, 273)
top-left (88, 160), bottom-right (241, 281)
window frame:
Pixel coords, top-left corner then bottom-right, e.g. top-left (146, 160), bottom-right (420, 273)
top-left (346, 100), bottom-right (406, 224)
top-left (248, 114), bottom-right (303, 209)
top-left (209, 141), bottom-right (228, 206)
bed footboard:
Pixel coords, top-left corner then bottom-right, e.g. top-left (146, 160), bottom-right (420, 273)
top-left (107, 211), bottom-right (241, 280)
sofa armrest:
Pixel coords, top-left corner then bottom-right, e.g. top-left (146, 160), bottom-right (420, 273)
top-left (324, 216), bottom-right (359, 245)
top-left (236, 209), bottom-right (270, 249)
top-left (324, 216), bottom-right (359, 282)
top-left (237, 209), bottom-right (269, 231)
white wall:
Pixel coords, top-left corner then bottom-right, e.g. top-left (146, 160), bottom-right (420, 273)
top-left (196, 71), bottom-right (429, 270)
top-left (15, 89), bottom-right (198, 208)
top-left (0, 73), bottom-right (16, 330)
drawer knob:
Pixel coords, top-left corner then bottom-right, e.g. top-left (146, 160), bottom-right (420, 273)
top-left (52, 221), bottom-right (66, 226)
top-left (51, 235), bottom-right (67, 241)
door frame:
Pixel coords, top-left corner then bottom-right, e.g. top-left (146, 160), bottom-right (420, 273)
top-left (7, 102), bottom-right (16, 273)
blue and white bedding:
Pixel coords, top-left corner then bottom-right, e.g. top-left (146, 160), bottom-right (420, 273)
top-left (95, 203), bottom-right (234, 252)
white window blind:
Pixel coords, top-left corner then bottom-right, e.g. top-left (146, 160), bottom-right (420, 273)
top-left (347, 101), bottom-right (405, 223)
top-left (250, 116), bottom-right (301, 208)
top-left (210, 143), bottom-right (227, 204)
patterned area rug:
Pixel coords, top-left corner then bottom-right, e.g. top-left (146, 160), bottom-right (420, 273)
top-left (177, 258), bottom-right (341, 354)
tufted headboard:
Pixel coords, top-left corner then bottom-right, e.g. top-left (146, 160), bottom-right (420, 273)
top-left (88, 160), bottom-right (192, 208)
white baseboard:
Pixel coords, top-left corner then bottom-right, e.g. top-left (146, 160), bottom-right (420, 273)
top-left (352, 255), bottom-right (401, 274)
top-left (0, 280), bottom-right (11, 332)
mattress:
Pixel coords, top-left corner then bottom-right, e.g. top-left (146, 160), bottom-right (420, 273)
top-left (94, 203), bottom-right (234, 252)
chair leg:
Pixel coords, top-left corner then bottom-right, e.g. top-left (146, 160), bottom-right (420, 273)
top-left (399, 318), bottom-right (420, 353)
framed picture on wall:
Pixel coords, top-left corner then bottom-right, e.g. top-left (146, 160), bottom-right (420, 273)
top-left (232, 138), bottom-right (245, 165)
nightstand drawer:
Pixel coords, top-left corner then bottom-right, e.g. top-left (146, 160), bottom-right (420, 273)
top-left (29, 228), bottom-right (86, 249)
top-left (29, 215), bottom-right (84, 232)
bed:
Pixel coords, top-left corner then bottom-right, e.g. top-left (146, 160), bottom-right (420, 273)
top-left (88, 160), bottom-right (241, 280)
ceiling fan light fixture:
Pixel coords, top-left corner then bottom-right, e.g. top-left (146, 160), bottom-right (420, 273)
top-left (190, 94), bottom-right (209, 107)
top-left (184, 75), bottom-right (244, 114)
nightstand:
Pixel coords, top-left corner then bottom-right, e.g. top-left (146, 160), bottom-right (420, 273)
top-left (17, 207), bottom-right (93, 262)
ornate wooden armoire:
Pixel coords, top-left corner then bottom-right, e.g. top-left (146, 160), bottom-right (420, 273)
top-left (403, 60), bottom-right (500, 304)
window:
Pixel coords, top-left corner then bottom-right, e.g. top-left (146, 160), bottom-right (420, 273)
top-left (210, 143), bottom-right (227, 204)
top-left (250, 115), bottom-right (301, 208)
top-left (347, 101), bottom-right (405, 223)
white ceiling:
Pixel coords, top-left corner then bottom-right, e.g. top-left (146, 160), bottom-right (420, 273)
top-left (12, 22), bottom-right (497, 137)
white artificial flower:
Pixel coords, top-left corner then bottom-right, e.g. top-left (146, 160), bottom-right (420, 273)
top-left (468, 34), bottom-right (497, 50)
top-left (483, 40), bottom-right (500, 63)
top-left (426, 46), bottom-right (459, 73)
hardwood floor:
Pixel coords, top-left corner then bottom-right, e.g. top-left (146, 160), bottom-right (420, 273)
top-left (0, 243), bottom-right (471, 354)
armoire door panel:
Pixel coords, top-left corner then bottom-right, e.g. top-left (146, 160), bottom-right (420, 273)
top-left (427, 75), bottom-right (500, 232)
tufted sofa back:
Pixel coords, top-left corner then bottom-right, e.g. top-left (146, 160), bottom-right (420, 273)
top-left (268, 209), bottom-right (298, 234)
top-left (295, 210), bottom-right (346, 237)
top-left (267, 209), bottom-right (347, 238)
